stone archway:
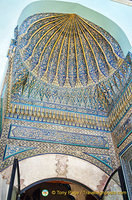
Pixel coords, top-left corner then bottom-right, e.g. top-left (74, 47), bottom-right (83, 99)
top-left (1, 154), bottom-right (108, 191)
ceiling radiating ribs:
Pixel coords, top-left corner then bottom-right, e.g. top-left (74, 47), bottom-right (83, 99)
top-left (30, 17), bottom-right (69, 76)
top-left (10, 13), bottom-right (129, 124)
top-left (19, 14), bottom-right (66, 38)
top-left (75, 17), bottom-right (94, 85)
top-left (77, 18), bottom-right (104, 81)
top-left (43, 17), bottom-right (70, 82)
top-left (22, 16), bottom-right (67, 50)
top-left (73, 15), bottom-right (82, 87)
top-left (64, 16), bottom-right (72, 87)
top-left (78, 16), bottom-right (120, 61)
top-left (77, 16), bottom-right (112, 74)
top-left (25, 17), bottom-right (68, 63)
top-left (18, 13), bottom-right (124, 88)
top-left (52, 19), bottom-right (71, 86)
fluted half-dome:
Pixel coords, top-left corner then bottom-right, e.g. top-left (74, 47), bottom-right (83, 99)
top-left (17, 13), bottom-right (124, 88)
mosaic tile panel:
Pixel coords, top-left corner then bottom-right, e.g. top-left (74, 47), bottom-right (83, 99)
top-left (0, 118), bottom-right (116, 174)
top-left (8, 75), bottom-right (131, 133)
top-left (114, 114), bottom-right (132, 147)
top-left (109, 81), bottom-right (132, 130)
top-left (83, 152), bottom-right (113, 170)
top-left (10, 50), bottom-right (131, 116)
top-left (1, 13), bottom-right (131, 179)
top-left (0, 97), bottom-right (2, 134)
top-left (1, 142), bottom-right (113, 174)
top-left (17, 13), bottom-right (123, 88)
top-left (9, 13), bottom-right (131, 119)
top-left (8, 124), bottom-right (109, 149)
top-left (120, 143), bottom-right (132, 199)
top-left (5, 111), bottom-right (110, 133)
top-left (9, 48), bottom-right (131, 133)
top-left (0, 85), bottom-right (7, 136)
top-left (3, 144), bottom-right (36, 160)
top-left (112, 108), bottom-right (132, 166)
top-left (118, 134), bottom-right (132, 161)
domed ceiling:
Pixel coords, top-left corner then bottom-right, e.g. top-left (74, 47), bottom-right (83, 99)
top-left (10, 13), bottom-right (131, 115)
top-left (17, 13), bottom-right (123, 88)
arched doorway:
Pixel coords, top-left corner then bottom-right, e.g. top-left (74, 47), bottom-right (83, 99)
top-left (20, 178), bottom-right (99, 200)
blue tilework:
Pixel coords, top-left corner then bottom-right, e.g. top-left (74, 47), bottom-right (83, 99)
top-left (83, 152), bottom-right (113, 170)
top-left (9, 14), bottom-right (132, 116)
top-left (114, 114), bottom-right (132, 147)
top-left (17, 13), bottom-right (123, 86)
top-left (3, 144), bottom-right (36, 160)
top-left (9, 124), bottom-right (109, 149)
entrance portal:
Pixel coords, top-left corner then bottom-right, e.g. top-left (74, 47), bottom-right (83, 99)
top-left (20, 179), bottom-right (98, 200)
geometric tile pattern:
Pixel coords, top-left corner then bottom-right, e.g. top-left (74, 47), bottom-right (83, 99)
top-left (3, 144), bottom-right (36, 160)
top-left (18, 13), bottom-right (123, 87)
top-left (109, 80), bottom-right (132, 130)
top-left (0, 97), bottom-right (2, 134)
top-left (119, 143), bottom-right (132, 199)
top-left (5, 113), bottom-right (111, 132)
top-left (9, 124), bottom-right (109, 149)
top-left (11, 58), bottom-right (131, 115)
top-left (114, 114), bottom-right (132, 147)
top-left (10, 13), bottom-right (129, 116)
top-left (11, 48), bottom-right (131, 113)
top-left (0, 85), bottom-right (7, 136)
top-left (0, 117), bottom-right (116, 174)
top-left (1, 12), bottom-right (131, 177)
top-left (6, 74), bottom-right (131, 133)
top-left (83, 152), bottom-right (113, 169)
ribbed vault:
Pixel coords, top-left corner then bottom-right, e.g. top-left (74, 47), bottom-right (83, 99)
top-left (17, 13), bottom-right (124, 88)
top-left (10, 13), bottom-right (132, 114)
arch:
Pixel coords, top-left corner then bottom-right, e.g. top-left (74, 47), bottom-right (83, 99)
top-left (1, 154), bottom-right (109, 192)
top-left (17, 0), bottom-right (131, 56)
top-left (20, 178), bottom-right (99, 198)
top-left (18, 154), bottom-right (108, 191)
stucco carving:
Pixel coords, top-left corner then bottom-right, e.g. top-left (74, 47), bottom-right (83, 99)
top-left (55, 154), bottom-right (68, 177)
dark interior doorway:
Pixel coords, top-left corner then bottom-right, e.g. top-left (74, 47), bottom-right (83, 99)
top-left (20, 181), bottom-right (75, 200)
top-left (20, 180), bottom-right (99, 200)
